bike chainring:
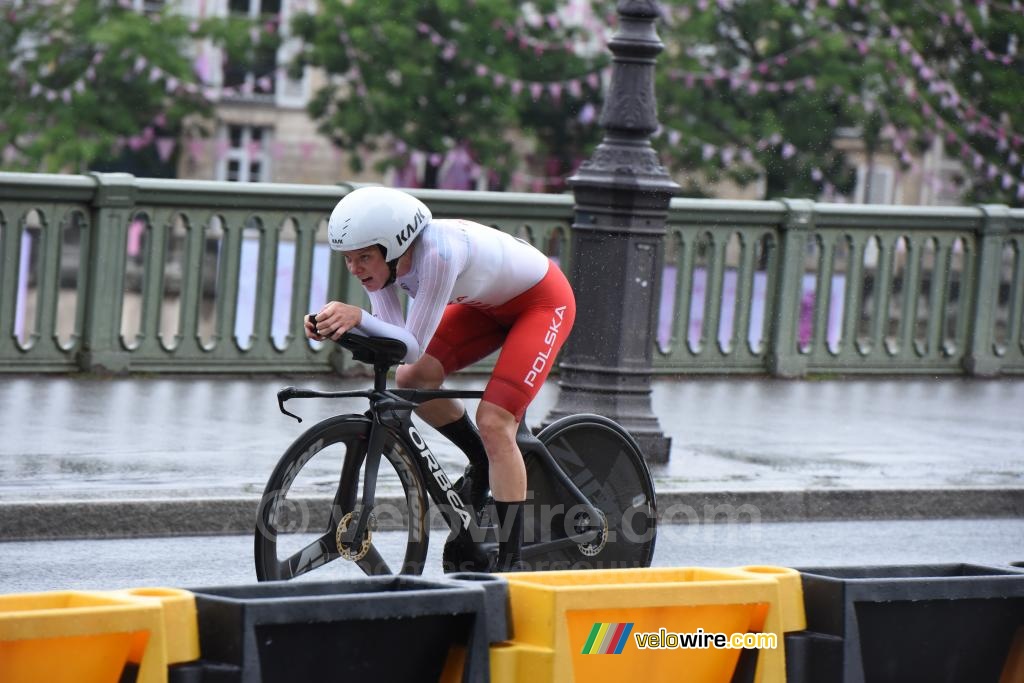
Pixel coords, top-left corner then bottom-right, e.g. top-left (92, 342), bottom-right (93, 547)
top-left (575, 510), bottom-right (609, 557)
top-left (335, 511), bottom-right (377, 562)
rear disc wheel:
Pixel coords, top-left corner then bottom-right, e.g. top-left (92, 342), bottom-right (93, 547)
top-left (524, 415), bottom-right (657, 571)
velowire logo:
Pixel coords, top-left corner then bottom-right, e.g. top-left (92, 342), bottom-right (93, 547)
top-left (581, 622), bottom-right (634, 655)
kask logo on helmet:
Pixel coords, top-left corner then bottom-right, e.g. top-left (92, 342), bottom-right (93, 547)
top-left (395, 208), bottom-right (428, 248)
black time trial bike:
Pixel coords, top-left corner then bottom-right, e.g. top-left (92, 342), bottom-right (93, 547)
top-left (254, 328), bottom-right (657, 580)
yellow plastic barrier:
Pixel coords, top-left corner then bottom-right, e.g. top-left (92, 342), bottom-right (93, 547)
top-left (109, 587), bottom-right (200, 666)
top-left (0, 587), bottom-right (198, 683)
top-left (491, 565), bottom-right (805, 683)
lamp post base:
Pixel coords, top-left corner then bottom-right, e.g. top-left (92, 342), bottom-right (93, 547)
top-left (542, 365), bottom-right (672, 463)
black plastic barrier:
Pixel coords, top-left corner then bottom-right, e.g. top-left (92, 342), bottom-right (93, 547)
top-left (447, 572), bottom-right (511, 644)
top-left (785, 563), bottom-right (1024, 683)
top-left (172, 574), bottom-right (506, 683)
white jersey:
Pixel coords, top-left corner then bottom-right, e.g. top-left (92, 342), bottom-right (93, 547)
top-left (354, 219), bottom-right (550, 362)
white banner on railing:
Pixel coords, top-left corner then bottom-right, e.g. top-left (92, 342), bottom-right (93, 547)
top-left (234, 237), bottom-right (332, 350)
top-left (657, 268), bottom-right (845, 354)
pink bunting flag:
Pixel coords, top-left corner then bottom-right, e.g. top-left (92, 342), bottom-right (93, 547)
top-left (578, 102), bottom-right (596, 124)
top-left (156, 137), bottom-right (176, 162)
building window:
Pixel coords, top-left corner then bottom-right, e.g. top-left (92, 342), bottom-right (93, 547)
top-left (223, 0), bottom-right (282, 99)
top-left (856, 164), bottom-right (895, 204)
top-left (219, 125), bottom-right (272, 182)
top-left (132, 0), bottom-right (165, 13)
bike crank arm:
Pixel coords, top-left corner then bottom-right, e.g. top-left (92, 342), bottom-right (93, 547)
top-left (520, 532), bottom-right (600, 560)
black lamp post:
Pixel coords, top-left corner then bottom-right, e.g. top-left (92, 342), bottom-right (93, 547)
top-left (544, 0), bottom-right (679, 463)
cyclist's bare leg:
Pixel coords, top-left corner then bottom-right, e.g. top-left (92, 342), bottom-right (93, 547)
top-left (396, 354), bottom-right (463, 426)
top-left (477, 400), bottom-right (527, 571)
top-left (475, 401), bottom-right (525, 500)
top-left (396, 355), bottom-right (524, 499)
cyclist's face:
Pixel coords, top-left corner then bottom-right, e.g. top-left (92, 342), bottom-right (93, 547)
top-left (344, 246), bottom-right (389, 291)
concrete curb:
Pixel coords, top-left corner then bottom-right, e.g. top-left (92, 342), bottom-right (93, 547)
top-left (2, 488), bottom-right (1022, 541)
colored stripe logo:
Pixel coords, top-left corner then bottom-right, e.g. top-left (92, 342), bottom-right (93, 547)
top-left (581, 622), bottom-right (634, 654)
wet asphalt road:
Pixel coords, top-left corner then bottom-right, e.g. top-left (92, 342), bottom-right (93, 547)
top-left (1, 375), bottom-right (1021, 593)
top-left (1, 374), bottom-right (1022, 502)
top-left (1, 518), bottom-right (1021, 593)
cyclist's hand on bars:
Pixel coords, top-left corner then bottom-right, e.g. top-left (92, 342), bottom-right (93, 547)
top-left (312, 301), bottom-right (363, 340)
top-left (304, 314), bottom-right (325, 341)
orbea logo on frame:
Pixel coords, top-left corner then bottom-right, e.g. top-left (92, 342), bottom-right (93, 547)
top-left (581, 622), bottom-right (634, 655)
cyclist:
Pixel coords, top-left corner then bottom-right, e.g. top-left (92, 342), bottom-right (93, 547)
top-left (307, 186), bottom-right (576, 572)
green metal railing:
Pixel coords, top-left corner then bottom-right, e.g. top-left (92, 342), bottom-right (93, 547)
top-left (1, 172), bottom-right (1021, 375)
top-left (654, 199), bottom-right (1024, 376)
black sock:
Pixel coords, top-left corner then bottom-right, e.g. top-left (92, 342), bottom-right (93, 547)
top-left (494, 500), bottom-right (524, 571)
top-left (437, 413), bottom-right (490, 473)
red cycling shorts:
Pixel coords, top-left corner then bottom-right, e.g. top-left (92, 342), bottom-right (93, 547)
top-left (424, 260), bottom-right (576, 422)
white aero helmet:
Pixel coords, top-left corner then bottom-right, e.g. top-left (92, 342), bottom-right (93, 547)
top-left (328, 186), bottom-right (432, 260)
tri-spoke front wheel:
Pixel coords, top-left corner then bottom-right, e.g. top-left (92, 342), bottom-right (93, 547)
top-left (254, 416), bottom-right (429, 581)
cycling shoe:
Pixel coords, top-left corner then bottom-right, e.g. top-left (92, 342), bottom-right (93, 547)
top-left (442, 535), bottom-right (493, 573)
top-left (451, 463), bottom-right (490, 513)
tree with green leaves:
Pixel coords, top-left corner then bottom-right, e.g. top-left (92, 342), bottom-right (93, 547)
top-left (503, 4), bottom-right (607, 192)
top-left (652, 1), bottom-right (861, 198)
top-left (0, 0), bottom-right (274, 174)
top-left (650, 0), bottom-right (1023, 205)
top-left (291, 0), bottom-right (1021, 204)
top-left (290, 0), bottom-right (603, 188)
top-left (857, 0), bottom-right (1024, 205)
